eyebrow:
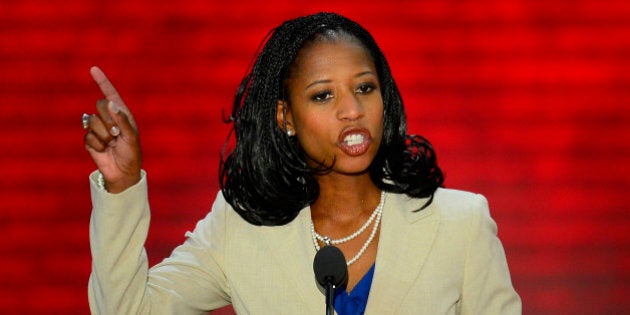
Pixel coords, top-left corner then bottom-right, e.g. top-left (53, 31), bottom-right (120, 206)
top-left (355, 70), bottom-right (374, 78)
top-left (306, 79), bottom-right (332, 90)
top-left (305, 71), bottom-right (375, 90)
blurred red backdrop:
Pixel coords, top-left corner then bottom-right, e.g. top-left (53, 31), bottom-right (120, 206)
top-left (1, 0), bottom-right (629, 314)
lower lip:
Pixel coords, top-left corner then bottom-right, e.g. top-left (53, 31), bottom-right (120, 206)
top-left (339, 137), bottom-right (372, 156)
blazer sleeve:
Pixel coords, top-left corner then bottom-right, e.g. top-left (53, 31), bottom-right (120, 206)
top-left (459, 194), bottom-right (522, 314)
top-left (87, 171), bottom-right (231, 314)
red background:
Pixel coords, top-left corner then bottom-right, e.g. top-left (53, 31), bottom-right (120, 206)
top-left (1, 1), bottom-right (629, 314)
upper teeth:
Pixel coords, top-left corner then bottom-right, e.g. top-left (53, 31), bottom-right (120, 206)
top-left (344, 134), bottom-right (364, 146)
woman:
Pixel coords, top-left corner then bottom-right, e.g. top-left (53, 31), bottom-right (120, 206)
top-left (83, 12), bottom-right (521, 314)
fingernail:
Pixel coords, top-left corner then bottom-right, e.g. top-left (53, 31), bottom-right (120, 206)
top-left (108, 139), bottom-right (116, 147)
top-left (110, 126), bottom-right (120, 137)
top-left (109, 101), bottom-right (120, 114)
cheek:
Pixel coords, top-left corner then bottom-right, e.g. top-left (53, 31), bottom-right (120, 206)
top-left (370, 101), bottom-right (385, 133)
top-left (292, 114), bottom-right (337, 161)
top-left (292, 105), bottom-right (334, 135)
top-left (296, 120), bottom-right (331, 150)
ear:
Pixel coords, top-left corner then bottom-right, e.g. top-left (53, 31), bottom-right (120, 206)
top-left (276, 100), bottom-right (295, 135)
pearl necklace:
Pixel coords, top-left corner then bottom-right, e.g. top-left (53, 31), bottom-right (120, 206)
top-left (310, 191), bottom-right (385, 266)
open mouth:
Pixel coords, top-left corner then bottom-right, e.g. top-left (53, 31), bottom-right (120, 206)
top-left (338, 128), bottom-right (372, 156)
top-left (344, 134), bottom-right (365, 146)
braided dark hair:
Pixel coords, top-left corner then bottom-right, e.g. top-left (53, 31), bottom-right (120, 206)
top-left (220, 12), bottom-right (443, 226)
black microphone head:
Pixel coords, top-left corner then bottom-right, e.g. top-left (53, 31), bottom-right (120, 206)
top-left (313, 245), bottom-right (348, 288)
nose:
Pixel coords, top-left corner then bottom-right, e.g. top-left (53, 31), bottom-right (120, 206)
top-left (336, 92), bottom-right (364, 121)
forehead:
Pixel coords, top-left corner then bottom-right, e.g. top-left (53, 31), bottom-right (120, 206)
top-left (289, 39), bottom-right (375, 80)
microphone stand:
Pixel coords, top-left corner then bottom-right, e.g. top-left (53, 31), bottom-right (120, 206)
top-left (325, 278), bottom-right (335, 315)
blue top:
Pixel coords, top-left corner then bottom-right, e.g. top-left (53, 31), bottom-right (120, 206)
top-left (333, 264), bottom-right (375, 315)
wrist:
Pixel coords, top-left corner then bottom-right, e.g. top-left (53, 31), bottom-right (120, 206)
top-left (102, 172), bottom-right (142, 194)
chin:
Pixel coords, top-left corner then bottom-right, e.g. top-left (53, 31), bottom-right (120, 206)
top-left (334, 159), bottom-right (374, 175)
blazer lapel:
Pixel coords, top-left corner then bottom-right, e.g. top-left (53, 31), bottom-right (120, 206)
top-left (264, 207), bottom-right (323, 311)
top-left (366, 192), bottom-right (440, 313)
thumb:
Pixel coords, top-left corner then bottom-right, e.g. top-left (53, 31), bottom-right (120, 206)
top-left (107, 101), bottom-right (137, 139)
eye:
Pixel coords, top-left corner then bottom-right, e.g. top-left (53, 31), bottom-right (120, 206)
top-left (311, 90), bottom-right (334, 102)
top-left (356, 83), bottom-right (375, 94)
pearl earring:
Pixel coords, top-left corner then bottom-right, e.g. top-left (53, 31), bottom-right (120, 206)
top-left (287, 130), bottom-right (294, 136)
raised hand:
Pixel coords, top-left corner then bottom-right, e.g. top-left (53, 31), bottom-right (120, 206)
top-left (83, 66), bottom-right (142, 193)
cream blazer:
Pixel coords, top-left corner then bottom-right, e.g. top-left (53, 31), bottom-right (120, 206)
top-left (88, 171), bottom-right (521, 314)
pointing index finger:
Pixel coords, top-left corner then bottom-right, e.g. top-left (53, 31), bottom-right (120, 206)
top-left (90, 66), bottom-right (125, 106)
top-left (89, 66), bottom-right (137, 129)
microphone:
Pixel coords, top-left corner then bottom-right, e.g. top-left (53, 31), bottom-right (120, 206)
top-left (313, 245), bottom-right (348, 315)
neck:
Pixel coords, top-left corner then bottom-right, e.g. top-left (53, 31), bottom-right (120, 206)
top-left (311, 172), bottom-right (381, 222)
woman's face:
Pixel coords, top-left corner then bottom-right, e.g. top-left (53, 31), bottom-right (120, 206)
top-left (279, 38), bottom-right (383, 175)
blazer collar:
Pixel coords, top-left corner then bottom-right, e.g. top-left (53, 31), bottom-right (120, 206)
top-left (366, 192), bottom-right (440, 313)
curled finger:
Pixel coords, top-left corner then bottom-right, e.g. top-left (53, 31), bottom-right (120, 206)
top-left (84, 130), bottom-right (107, 152)
top-left (87, 113), bottom-right (116, 146)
